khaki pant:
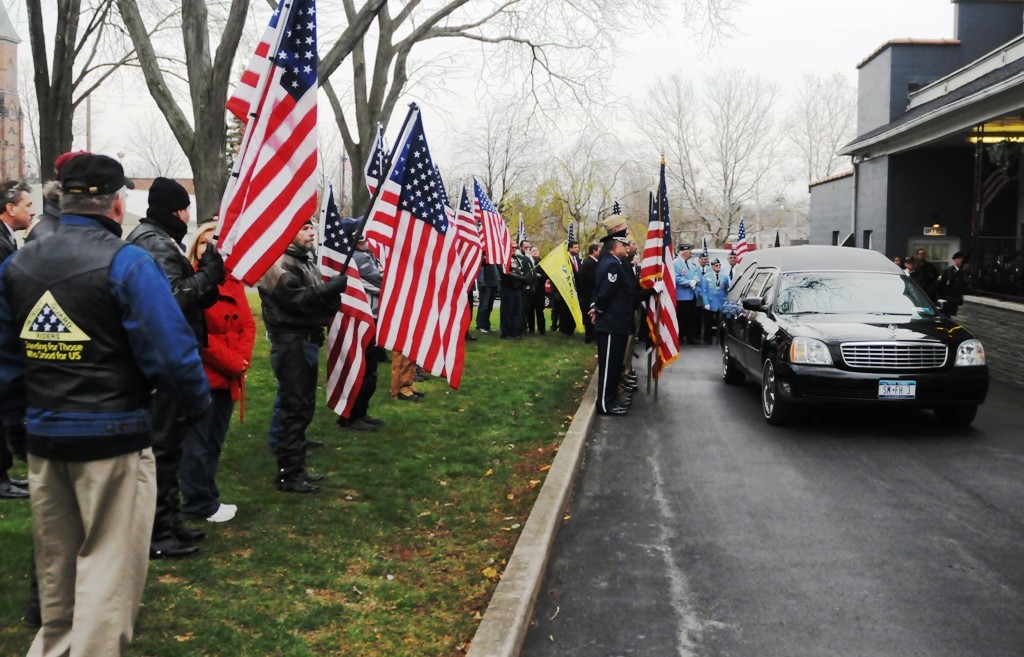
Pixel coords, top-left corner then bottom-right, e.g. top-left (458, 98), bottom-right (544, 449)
top-left (27, 448), bottom-right (157, 657)
top-left (390, 354), bottom-right (417, 397)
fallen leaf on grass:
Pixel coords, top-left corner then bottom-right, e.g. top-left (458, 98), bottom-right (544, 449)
top-left (528, 479), bottom-right (542, 489)
top-left (484, 468), bottom-right (493, 477)
top-left (506, 493), bottom-right (515, 500)
top-left (539, 465), bottom-right (551, 472)
top-left (481, 567), bottom-right (500, 579)
top-left (563, 513), bottom-right (572, 521)
top-left (174, 633), bottom-right (194, 642)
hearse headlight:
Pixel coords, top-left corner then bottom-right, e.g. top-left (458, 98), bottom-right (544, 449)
top-left (955, 339), bottom-right (986, 366)
top-left (789, 337), bottom-right (833, 365)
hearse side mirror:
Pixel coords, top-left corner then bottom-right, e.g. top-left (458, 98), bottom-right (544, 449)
top-left (741, 297), bottom-right (763, 311)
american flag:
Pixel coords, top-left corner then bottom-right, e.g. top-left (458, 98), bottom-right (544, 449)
top-left (567, 221), bottom-right (576, 244)
top-left (456, 185), bottom-right (484, 286)
top-left (363, 104), bottom-right (466, 387)
top-left (734, 218), bottom-right (749, 262)
top-left (473, 178), bottom-right (512, 274)
top-left (433, 167), bottom-right (471, 387)
top-left (639, 160), bottom-right (680, 378)
top-left (217, 0), bottom-right (319, 286)
top-left (318, 186), bottom-right (375, 419)
top-left (364, 123), bottom-right (386, 195)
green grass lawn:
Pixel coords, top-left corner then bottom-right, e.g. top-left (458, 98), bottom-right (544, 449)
top-left (0, 298), bottom-right (595, 656)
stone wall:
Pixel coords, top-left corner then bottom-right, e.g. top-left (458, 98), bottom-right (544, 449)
top-left (958, 296), bottom-right (1024, 390)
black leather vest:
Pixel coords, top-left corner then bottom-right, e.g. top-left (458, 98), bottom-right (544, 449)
top-left (3, 223), bottom-right (150, 412)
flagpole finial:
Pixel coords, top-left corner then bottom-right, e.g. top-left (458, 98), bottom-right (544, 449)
top-left (660, 150), bottom-right (666, 166)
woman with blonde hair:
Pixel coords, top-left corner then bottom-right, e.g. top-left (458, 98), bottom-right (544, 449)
top-left (180, 221), bottom-right (255, 523)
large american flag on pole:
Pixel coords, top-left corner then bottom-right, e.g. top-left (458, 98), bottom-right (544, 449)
top-left (734, 218), bottom-right (749, 262)
top-left (639, 158), bottom-right (680, 379)
top-left (318, 186), bottom-right (374, 419)
top-left (363, 104), bottom-right (467, 387)
top-left (217, 0), bottom-right (319, 286)
top-left (473, 178), bottom-right (511, 274)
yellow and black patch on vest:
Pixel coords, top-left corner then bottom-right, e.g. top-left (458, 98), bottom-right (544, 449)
top-left (20, 291), bottom-right (92, 362)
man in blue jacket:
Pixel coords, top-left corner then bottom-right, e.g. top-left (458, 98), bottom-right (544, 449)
top-left (700, 258), bottom-right (730, 345)
top-left (0, 154), bottom-right (210, 657)
top-left (673, 244), bottom-right (701, 344)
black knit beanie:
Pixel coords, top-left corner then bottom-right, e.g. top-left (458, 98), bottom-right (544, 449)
top-left (148, 177), bottom-right (190, 214)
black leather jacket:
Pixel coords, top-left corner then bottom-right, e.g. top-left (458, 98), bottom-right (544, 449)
top-left (126, 220), bottom-right (219, 346)
top-left (257, 244), bottom-right (342, 336)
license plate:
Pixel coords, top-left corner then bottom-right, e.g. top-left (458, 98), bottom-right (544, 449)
top-left (878, 379), bottom-right (916, 399)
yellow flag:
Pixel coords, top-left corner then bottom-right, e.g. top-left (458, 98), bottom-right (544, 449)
top-left (539, 243), bottom-right (583, 332)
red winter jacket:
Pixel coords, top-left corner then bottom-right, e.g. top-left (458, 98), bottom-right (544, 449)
top-left (199, 274), bottom-right (256, 403)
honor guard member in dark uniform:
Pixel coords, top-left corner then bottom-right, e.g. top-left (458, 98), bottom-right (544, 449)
top-left (258, 220), bottom-right (347, 493)
top-left (589, 230), bottom-right (635, 416)
top-left (936, 251), bottom-right (970, 315)
top-left (0, 154), bottom-right (210, 656)
top-left (127, 177), bottom-right (225, 559)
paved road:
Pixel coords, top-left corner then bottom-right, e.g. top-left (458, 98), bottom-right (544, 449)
top-left (521, 343), bottom-right (1024, 657)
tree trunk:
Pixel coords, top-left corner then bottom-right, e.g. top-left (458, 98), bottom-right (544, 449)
top-left (27, 0), bottom-right (80, 182)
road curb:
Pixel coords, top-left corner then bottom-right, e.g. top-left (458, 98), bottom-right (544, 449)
top-left (465, 373), bottom-right (598, 657)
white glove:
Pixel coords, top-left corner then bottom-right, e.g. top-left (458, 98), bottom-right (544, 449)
top-left (653, 280), bottom-right (665, 293)
top-left (704, 304), bottom-right (710, 311)
top-left (689, 280), bottom-right (697, 289)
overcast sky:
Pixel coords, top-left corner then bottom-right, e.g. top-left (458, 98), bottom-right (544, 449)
top-left (8, 0), bottom-right (959, 179)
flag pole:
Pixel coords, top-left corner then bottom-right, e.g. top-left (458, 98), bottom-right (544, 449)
top-left (655, 153), bottom-right (668, 402)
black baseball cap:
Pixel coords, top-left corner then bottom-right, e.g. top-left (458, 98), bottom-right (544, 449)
top-left (61, 154), bottom-right (134, 195)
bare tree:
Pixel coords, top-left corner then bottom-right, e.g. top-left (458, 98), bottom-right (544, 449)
top-left (701, 70), bottom-right (781, 244)
top-left (634, 73), bottom-right (705, 227)
top-left (324, 0), bottom-right (741, 215)
top-left (786, 71), bottom-right (856, 183)
top-left (124, 121), bottom-right (189, 178)
top-left (114, 0), bottom-right (247, 221)
top-left (638, 69), bottom-right (781, 245)
top-left (455, 99), bottom-right (539, 209)
top-left (538, 132), bottom-right (633, 245)
top-left (25, 0), bottom-right (138, 181)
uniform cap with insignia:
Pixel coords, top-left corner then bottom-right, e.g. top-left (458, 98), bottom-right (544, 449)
top-left (600, 228), bottom-right (629, 245)
top-left (60, 154), bottom-right (134, 195)
top-left (678, 243), bottom-right (694, 252)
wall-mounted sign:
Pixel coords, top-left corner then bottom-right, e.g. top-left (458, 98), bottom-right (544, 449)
top-left (923, 225), bottom-right (947, 236)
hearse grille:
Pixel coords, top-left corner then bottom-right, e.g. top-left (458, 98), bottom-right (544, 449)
top-left (840, 342), bottom-right (948, 369)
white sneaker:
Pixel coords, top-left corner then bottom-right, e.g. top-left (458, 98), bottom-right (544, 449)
top-left (206, 503), bottom-right (237, 523)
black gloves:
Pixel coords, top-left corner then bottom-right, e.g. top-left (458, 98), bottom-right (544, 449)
top-left (3, 418), bottom-right (27, 462)
top-left (199, 243), bottom-right (226, 286)
top-left (324, 274), bottom-right (348, 295)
